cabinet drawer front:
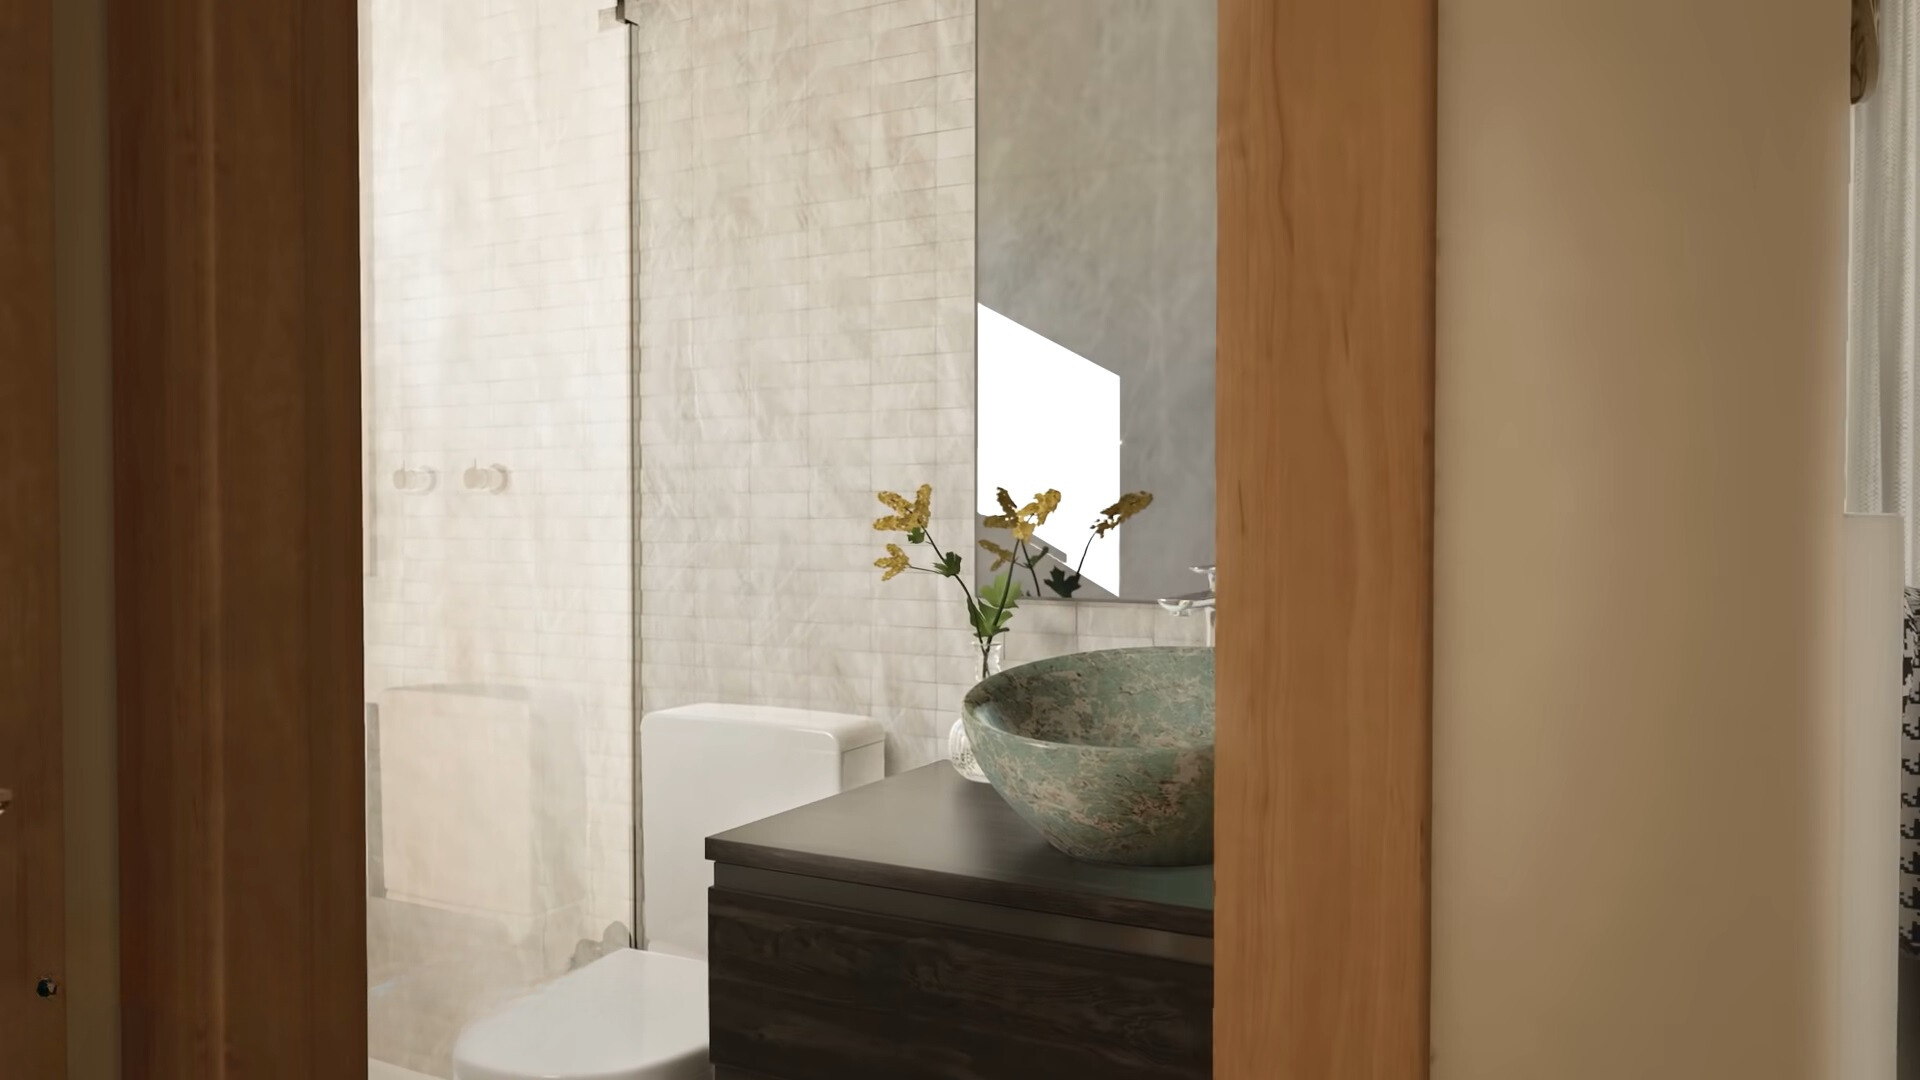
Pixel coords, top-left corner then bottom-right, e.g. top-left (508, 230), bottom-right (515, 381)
top-left (709, 887), bottom-right (1211, 1080)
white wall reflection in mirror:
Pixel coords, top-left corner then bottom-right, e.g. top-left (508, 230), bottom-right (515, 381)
top-left (976, 304), bottom-right (1123, 594)
top-left (976, 0), bottom-right (1216, 602)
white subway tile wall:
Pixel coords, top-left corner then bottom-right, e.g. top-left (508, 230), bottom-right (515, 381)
top-left (632, 0), bottom-right (981, 771)
top-left (362, 0), bottom-right (633, 1073)
top-left (631, 0), bottom-right (1203, 774)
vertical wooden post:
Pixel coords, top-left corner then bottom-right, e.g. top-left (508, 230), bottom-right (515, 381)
top-left (110, 0), bottom-right (365, 1074)
top-left (0, 0), bottom-right (68, 1069)
top-left (1214, 0), bottom-right (1435, 1075)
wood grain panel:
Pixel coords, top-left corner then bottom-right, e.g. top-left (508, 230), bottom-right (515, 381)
top-left (1214, 0), bottom-right (1435, 1077)
top-left (709, 887), bottom-right (1211, 1080)
top-left (0, 0), bottom-right (67, 1071)
top-left (110, 0), bottom-right (365, 1075)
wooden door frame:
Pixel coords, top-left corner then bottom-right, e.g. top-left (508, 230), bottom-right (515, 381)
top-left (104, 1), bottom-right (1436, 1078)
top-left (1214, 1), bottom-right (1434, 1076)
top-left (108, 0), bottom-right (364, 1075)
top-left (1, 0), bottom-right (67, 1072)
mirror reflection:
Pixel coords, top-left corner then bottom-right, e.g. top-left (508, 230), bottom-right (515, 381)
top-left (975, 0), bottom-right (1217, 603)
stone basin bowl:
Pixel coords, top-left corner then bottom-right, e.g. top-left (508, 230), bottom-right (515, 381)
top-left (961, 646), bottom-right (1213, 867)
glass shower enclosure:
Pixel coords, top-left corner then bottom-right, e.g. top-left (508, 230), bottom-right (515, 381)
top-left (359, 1), bottom-right (636, 1074)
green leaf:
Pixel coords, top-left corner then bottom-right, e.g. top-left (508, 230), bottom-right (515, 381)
top-left (937, 551), bottom-right (963, 577)
top-left (980, 571), bottom-right (1022, 610)
top-left (908, 527), bottom-right (927, 544)
top-left (970, 573), bottom-right (1017, 636)
top-left (1045, 567), bottom-right (1082, 598)
top-left (965, 598), bottom-right (1010, 640)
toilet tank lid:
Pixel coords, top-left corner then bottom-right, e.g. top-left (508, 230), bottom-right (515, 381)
top-left (642, 703), bottom-right (885, 750)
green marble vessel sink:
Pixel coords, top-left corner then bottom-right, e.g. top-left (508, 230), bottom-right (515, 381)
top-left (961, 646), bottom-right (1214, 867)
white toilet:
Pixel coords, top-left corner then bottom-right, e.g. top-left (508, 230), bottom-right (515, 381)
top-left (451, 703), bottom-right (886, 1080)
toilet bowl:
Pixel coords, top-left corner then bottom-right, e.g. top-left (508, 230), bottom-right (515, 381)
top-left (448, 703), bottom-right (886, 1080)
top-left (452, 948), bottom-right (706, 1080)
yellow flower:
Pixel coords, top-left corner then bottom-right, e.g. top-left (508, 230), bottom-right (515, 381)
top-left (873, 495), bottom-right (910, 531)
top-left (874, 543), bottom-right (911, 581)
top-left (909, 484), bottom-right (932, 529)
top-left (1093, 491), bottom-right (1155, 537)
top-left (983, 487), bottom-right (1018, 531)
top-left (985, 487), bottom-right (1059, 538)
top-left (1032, 489), bottom-right (1061, 525)
top-left (873, 484), bottom-right (933, 532)
top-left (978, 538), bottom-right (1015, 570)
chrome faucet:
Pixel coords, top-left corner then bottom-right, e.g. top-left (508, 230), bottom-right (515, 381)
top-left (1157, 564), bottom-right (1216, 646)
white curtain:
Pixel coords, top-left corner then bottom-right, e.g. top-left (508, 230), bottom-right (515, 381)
top-left (1847, 0), bottom-right (1920, 581)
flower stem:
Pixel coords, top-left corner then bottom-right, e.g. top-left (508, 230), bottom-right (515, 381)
top-left (1074, 531), bottom-right (1098, 578)
top-left (965, 534), bottom-right (1015, 673)
top-left (922, 530), bottom-right (984, 629)
top-left (1017, 539), bottom-right (1044, 596)
top-left (983, 571), bottom-right (1014, 648)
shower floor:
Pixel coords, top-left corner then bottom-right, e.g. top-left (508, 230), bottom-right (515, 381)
top-left (369, 1060), bottom-right (439, 1080)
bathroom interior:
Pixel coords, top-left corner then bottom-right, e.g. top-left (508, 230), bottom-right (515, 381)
top-left (345, 0), bottom-right (1920, 1075)
top-left (14, 0), bottom-right (1910, 1076)
top-left (360, 0), bottom-right (1216, 1076)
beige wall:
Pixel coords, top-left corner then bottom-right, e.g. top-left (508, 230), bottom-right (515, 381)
top-left (1434, 1), bottom-right (1849, 1077)
top-left (53, 0), bottom-right (117, 1074)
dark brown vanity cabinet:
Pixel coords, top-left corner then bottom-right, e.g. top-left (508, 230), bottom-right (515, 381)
top-left (706, 765), bottom-right (1213, 1080)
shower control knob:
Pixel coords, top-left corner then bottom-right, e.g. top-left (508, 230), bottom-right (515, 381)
top-left (35, 977), bottom-right (58, 999)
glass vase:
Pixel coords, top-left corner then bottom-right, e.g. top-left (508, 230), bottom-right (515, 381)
top-left (948, 637), bottom-right (1005, 783)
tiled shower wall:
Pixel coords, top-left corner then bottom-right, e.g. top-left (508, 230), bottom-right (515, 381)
top-left (631, 0), bottom-right (1202, 772)
top-left (361, 0), bottom-right (632, 1071)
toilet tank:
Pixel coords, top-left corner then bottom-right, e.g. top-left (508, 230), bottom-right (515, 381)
top-left (639, 704), bottom-right (884, 959)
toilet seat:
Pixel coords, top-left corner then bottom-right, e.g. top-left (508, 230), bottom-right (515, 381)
top-left (451, 948), bottom-right (709, 1080)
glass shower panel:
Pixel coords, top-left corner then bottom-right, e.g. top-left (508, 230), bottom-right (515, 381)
top-left (360, 1), bottom-right (634, 1076)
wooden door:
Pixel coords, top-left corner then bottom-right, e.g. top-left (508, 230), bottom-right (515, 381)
top-left (110, 0), bottom-right (365, 1075)
top-left (1214, 0), bottom-right (1436, 1076)
top-left (0, 0), bottom-right (68, 1071)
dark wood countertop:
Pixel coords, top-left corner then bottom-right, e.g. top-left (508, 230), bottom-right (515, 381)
top-left (706, 763), bottom-right (1213, 937)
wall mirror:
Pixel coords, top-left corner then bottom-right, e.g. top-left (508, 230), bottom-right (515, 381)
top-left (974, 0), bottom-right (1218, 604)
